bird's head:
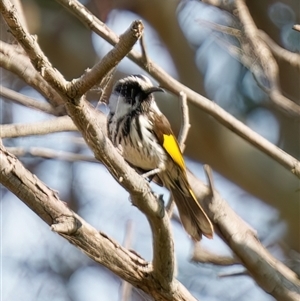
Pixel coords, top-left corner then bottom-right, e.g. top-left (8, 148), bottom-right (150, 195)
top-left (108, 74), bottom-right (164, 117)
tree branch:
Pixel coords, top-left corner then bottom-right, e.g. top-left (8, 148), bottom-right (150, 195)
top-left (0, 41), bottom-right (65, 108)
top-left (6, 146), bottom-right (97, 163)
top-left (0, 85), bottom-right (60, 115)
top-left (1, 1), bottom-right (300, 299)
top-left (0, 116), bottom-right (76, 138)
top-left (258, 30), bottom-right (300, 71)
top-left (68, 20), bottom-right (144, 100)
top-left (233, 0), bottom-right (300, 117)
top-left (187, 169), bottom-right (300, 301)
top-left (0, 142), bottom-right (195, 301)
top-left (292, 24), bottom-right (300, 32)
top-left (191, 244), bottom-right (240, 266)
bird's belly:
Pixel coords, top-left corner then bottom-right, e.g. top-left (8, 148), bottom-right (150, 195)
top-left (122, 136), bottom-right (166, 171)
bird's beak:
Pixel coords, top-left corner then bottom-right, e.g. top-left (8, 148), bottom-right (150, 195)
top-left (145, 87), bottom-right (164, 95)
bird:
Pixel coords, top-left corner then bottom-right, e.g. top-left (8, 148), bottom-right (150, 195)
top-left (107, 74), bottom-right (213, 240)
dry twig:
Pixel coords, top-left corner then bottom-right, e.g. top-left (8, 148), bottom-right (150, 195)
top-left (0, 85), bottom-right (60, 115)
top-left (0, 116), bottom-right (76, 138)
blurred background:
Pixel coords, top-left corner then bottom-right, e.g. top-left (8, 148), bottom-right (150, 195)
top-left (1, 0), bottom-right (299, 300)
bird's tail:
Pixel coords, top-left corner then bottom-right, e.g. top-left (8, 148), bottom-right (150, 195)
top-left (170, 184), bottom-right (213, 241)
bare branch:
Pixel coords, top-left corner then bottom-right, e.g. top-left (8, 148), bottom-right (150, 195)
top-left (54, 0), bottom-right (300, 178)
top-left (140, 33), bottom-right (150, 70)
top-left (0, 41), bottom-right (65, 107)
top-left (6, 146), bottom-right (98, 163)
top-left (69, 20), bottom-right (144, 99)
top-left (0, 85), bottom-right (60, 115)
top-left (197, 18), bottom-right (300, 117)
top-left (177, 92), bottom-right (190, 152)
top-left (1, 1), bottom-right (300, 299)
top-left (187, 170), bottom-right (300, 301)
top-left (0, 1), bottom-right (68, 94)
top-left (258, 30), bottom-right (300, 71)
top-left (0, 116), bottom-right (76, 138)
top-left (0, 142), bottom-right (196, 301)
top-left (234, 0), bottom-right (300, 117)
top-left (191, 244), bottom-right (240, 266)
top-left (292, 24), bottom-right (300, 32)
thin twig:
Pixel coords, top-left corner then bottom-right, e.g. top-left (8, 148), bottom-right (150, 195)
top-left (218, 270), bottom-right (248, 278)
top-left (0, 85), bottom-right (60, 115)
top-left (7, 146), bottom-right (98, 163)
top-left (198, 18), bottom-right (300, 117)
top-left (191, 243), bottom-right (240, 266)
top-left (203, 164), bottom-right (215, 197)
top-left (68, 20), bottom-right (144, 100)
top-left (234, 0), bottom-right (300, 117)
top-left (177, 92), bottom-right (191, 152)
top-left (0, 116), bottom-right (76, 138)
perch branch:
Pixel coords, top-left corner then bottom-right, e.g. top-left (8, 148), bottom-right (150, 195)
top-left (0, 142), bottom-right (195, 301)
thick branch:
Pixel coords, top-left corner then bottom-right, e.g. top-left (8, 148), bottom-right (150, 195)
top-left (0, 142), bottom-right (195, 301)
top-left (187, 171), bottom-right (300, 301)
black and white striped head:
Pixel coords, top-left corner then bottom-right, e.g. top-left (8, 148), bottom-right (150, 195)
top-left (108, 74), bottom-right (164, 118)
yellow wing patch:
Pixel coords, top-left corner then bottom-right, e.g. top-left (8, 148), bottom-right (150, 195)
top-left (163, 134), bottom-right (185, 170)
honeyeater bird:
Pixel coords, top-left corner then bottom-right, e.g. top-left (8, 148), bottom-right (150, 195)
top-left (107, 74), bottom-right (213, 240)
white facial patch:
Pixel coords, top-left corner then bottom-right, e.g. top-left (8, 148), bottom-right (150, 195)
top-left (109, 92), bottom-right (132, 118)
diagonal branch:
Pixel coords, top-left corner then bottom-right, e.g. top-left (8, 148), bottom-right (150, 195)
top-left (0, 142), bottom-right (195, 301)
top-left (187, 169), bottom-right (300, 301)
top-left (0, 41), bottom-right (65, 107)
top-left (0, 85), bottom-right (60, 115)
top-left (258, 30), bottom-right (300, 71)
top-left (68, 20), bottom-right (144, 99)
